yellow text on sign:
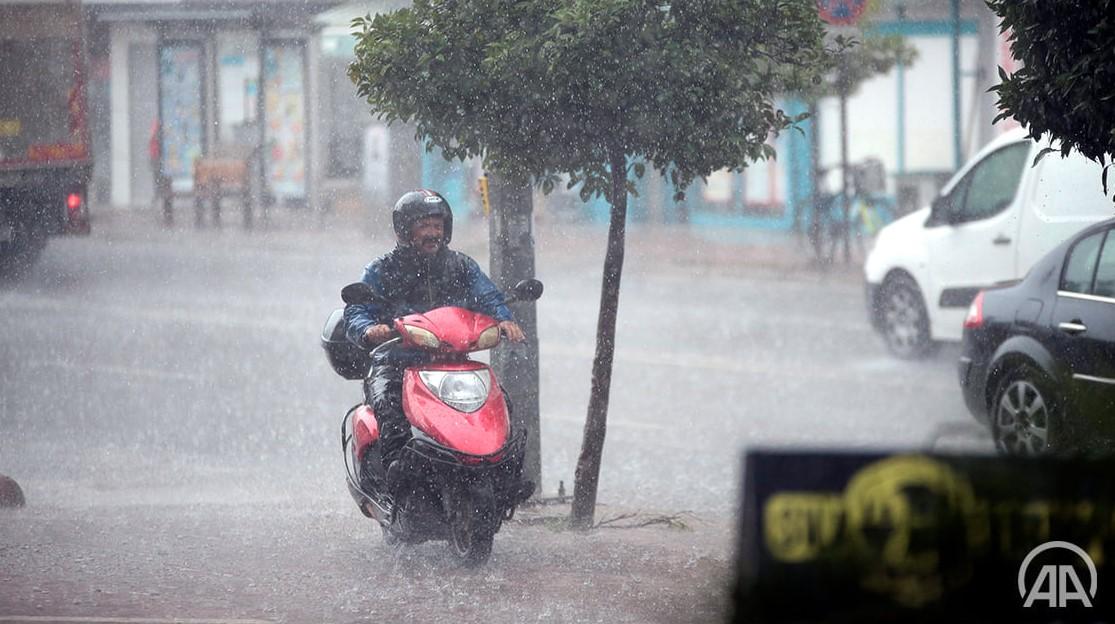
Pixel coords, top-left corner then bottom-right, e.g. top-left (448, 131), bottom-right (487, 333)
top-left (764, 493), bottom-right (844, 562)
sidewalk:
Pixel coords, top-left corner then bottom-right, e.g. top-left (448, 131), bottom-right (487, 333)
top-left (530, 220), bottom-right (868, 281)
top-left (88, 203), bottom-right (868, 281)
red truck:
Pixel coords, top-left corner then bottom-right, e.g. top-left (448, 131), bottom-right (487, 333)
top-left (0, 0), bottom-right (91, 276)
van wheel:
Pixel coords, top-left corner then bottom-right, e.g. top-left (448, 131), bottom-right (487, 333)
top-left (879, 274), bottom-right (937, 359)
top-left (991, 365), bottom-right (1066, 456)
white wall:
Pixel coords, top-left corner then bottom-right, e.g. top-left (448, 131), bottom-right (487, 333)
top-left (215, 31), bottom-right (260, 146)
top-left (818, 32), bottom-right (979, 191)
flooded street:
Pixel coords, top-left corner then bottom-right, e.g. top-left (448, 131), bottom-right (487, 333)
top-left (0, 210), bottom-right (990, 621)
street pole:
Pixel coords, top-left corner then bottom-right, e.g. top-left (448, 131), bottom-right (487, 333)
top-left (951, 0), bottom-right (963, 169)
top-left (487, 173), bottom-right (542, 496)
top-left (896, 3), bottom-right (907, 178)
top-left (840, 87), bottom-right (851, 264)
top-left (976, 1), bottom-right (1000, 149)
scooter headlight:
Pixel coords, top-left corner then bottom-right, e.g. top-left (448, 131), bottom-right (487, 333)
top-left (403, 325), bottom-right (441, 349)
top-left (418, 370), bottom-right (490, 413)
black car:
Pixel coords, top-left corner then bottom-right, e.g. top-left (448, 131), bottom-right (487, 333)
top-left (959, 217), bottom-right (1115, 456)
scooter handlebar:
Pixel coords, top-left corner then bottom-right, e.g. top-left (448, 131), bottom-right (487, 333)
top-left (368, 335), bottom-right (402, 358)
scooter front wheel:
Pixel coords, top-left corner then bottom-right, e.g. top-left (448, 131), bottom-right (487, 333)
top-left (446, 484), bottom-right (496, 567)
top-left (381, 524), bottom-right (402, 548)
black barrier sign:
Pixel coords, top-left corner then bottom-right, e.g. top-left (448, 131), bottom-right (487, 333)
top-left (734, 451), bottom-right (1115, 623)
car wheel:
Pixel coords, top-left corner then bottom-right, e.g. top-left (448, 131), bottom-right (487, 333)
top-left (991, 365), bottom-right (1065, 456)
top-left (879, 274), bottom-right (937, 359)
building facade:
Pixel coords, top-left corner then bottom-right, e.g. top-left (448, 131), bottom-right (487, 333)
top-left (125, 0), bottom-right (1014, 231)
top-left (86, 0), bottom-right (340, 212)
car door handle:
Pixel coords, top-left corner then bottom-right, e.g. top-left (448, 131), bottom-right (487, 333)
top-left (1059, 321), bottom-right (1088, 335)
top-left (992, 234), bottom-right (1012, 246)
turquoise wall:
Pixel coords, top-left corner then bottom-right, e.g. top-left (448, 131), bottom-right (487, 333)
top-left (420, 148), bottom-right (477, 223)
top-left (684, 97), bottom-right (813, 232)
top-left (416, 96), bottom-right (821, 232)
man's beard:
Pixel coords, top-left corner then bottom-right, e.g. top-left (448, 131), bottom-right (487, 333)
top-left (415, 236), bottom-right (444, 254)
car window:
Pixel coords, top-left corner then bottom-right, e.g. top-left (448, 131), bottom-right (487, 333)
top-left (1093, 231), bottom-right (1115, 298)
top-left (938, 175), bottom-right (971, 222)
top-left (953, 142), bottom-right (1031, 223)
top-left (1061, 230), bottom-right (1105, 294)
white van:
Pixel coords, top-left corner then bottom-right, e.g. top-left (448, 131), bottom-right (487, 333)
top-left (864, 127), bottom-right (1114, 358)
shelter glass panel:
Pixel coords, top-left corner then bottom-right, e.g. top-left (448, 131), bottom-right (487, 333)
top-left (262, 41), bottom-right (307, 201)
top-left (159, 42), bottom-right (205, 193)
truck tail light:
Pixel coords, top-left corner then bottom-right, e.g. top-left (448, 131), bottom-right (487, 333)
top-left (63, 191), bottom-right (90, 235)
top-left (963, 291), bottom-right (985, 329)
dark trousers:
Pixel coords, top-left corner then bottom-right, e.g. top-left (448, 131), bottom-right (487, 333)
top-left (364, 353), bottom-right (425, 467)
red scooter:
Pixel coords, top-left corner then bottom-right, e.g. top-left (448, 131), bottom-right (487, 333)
top-left (321, 279), bottom-right (542, 566)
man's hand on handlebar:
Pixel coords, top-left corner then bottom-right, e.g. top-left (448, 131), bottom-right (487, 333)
top-left (364, 324), bottom-right (395, 344)
top-left (499, 320), bottom-right (526, 343)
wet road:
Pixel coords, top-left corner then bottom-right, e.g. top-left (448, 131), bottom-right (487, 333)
top-left (0, 209), bottom-right (992, 622)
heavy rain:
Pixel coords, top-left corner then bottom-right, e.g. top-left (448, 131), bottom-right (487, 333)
top-left (3, 0), bottom-right (1114, 622)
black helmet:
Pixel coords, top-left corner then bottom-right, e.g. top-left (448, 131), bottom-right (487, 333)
top-left (392, 189), bottom-right (453, 245)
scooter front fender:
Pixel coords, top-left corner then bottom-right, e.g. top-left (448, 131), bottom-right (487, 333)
top-left (402, 367), bottom-right (509, 457)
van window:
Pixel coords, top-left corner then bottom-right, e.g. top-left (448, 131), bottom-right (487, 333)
top-left (1060, 230), bottom-right (1105, 294)
top-left (1032, 152), bottom-right (1112, 219)
top-left (946, 142), bottom-right (1030, 224)
top-left (1094, 231), bottom-right (1115, 298)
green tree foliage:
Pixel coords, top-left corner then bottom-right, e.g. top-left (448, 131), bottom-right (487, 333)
top-left (987, 0), bottom-right (1115, 178)
top-left (349, 0), bottom-right (829, 527)
top-left (350, 0), bottom-right (827, 198)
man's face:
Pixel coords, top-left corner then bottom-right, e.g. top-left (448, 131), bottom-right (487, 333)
top-left (410, 216), bottom-right (445, 256)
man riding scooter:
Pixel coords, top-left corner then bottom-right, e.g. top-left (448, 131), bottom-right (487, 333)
top-left (344, 189), bottom-right (525, 485)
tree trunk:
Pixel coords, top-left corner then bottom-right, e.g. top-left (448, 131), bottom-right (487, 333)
top-left (487, 173), bottom-right (542, 495)
top-left (570, 147), bottom-right (628, 530)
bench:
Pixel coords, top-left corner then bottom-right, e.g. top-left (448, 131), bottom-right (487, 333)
top-left (156, 143), bottom-right (257, 228)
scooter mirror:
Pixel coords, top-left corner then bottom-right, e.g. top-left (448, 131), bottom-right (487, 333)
top-left (341, 282), bottom-right (384, 305)
top-left (509, 279), bottom-right (544, 302)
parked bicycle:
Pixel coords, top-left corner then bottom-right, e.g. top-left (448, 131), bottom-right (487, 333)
top-left (807, 162), bottom-right (896, 264)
